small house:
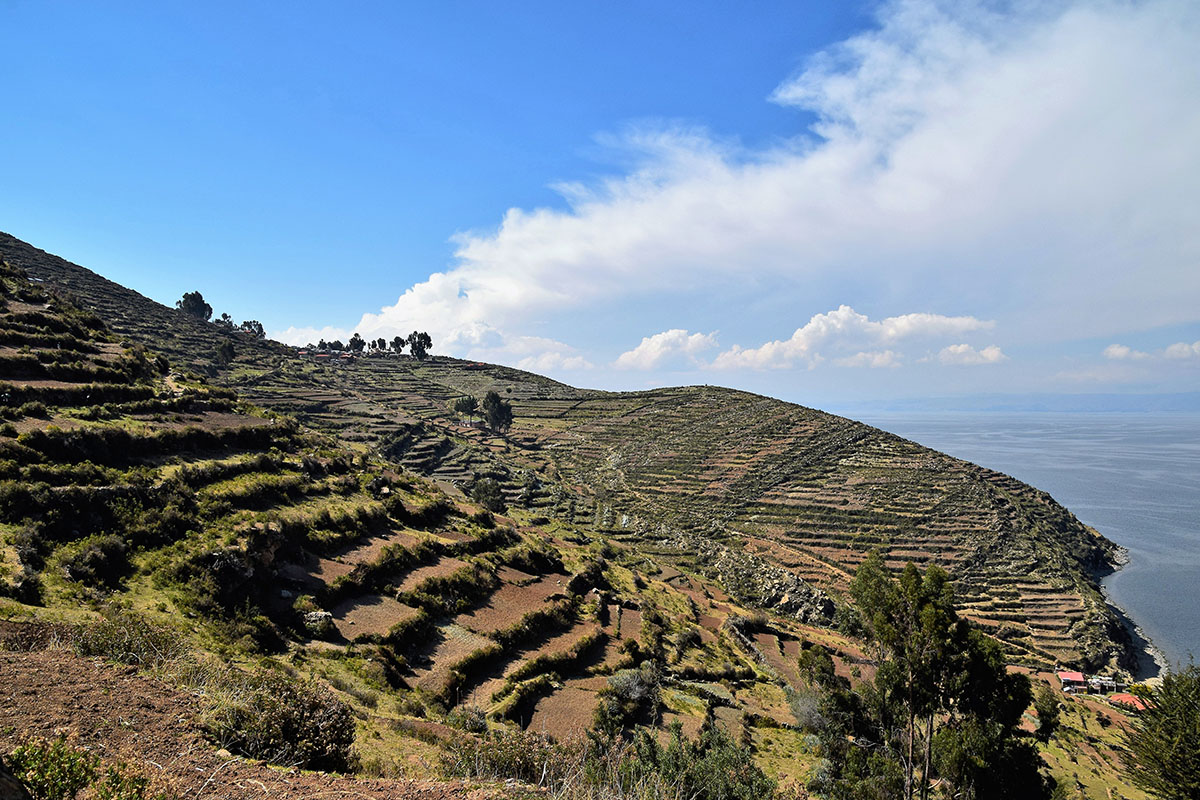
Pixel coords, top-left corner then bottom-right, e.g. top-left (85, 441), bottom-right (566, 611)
top-left (1108, 692), bottom-right (1148, 711)
top-left (1057, 670), bottom-right (1086, 692)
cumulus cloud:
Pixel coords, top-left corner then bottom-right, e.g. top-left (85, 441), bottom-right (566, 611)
top-left (1164, 340), bottom-right (1200, 359)
top-left (1103, 343), bottom-right (1151, 360)
top-left (614, 329), bottom-right (719, 370)
top-left (938, 343), bottom-right (1008, 365)
top-left (278, 0), bottom-right (1200, 393)
top-left (712, 305), bottom-right (990, 369)
top-left (1104, 340), bottom-right (1200, 361)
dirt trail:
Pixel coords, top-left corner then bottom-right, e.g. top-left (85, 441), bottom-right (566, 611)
top-left (0, 648), bottom-right (508, 799)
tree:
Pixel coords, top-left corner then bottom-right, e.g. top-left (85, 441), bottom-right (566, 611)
top-left (453, 395), bottom-right (479, 422)
top-left (391, 335), bottom-right (405, 354)
top-left (317, 338), bottom-right (328, 350)
top-left (1032, 684), bottom-right (1059, 742)
top-left (819, 552), bottom-right (1049, 800)
top-left (1124, 662), bottom-right (1200, 800)
top-left (348, 333), bottom-right (365, 353)
top-left (240, 320), bottom-right (265, 339)
top-left (470, 477), bottom-right (506, 512)
top-left (212, 340), bottom-right (235, 367)
top-left (481, 390), bottom-right (513, 433)
top-left (215, 312), bottom-right (234, 329)
top-left (406, 330), bottom-right (432, 360)
top-left (375, 337), bottom-right (387, 351)
top-left (176, 291), bottom-right (212, 321)
top-left (328, 339), bottom-right (344, 351)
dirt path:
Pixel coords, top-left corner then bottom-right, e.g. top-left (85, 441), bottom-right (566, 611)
top-left (0, 649), bottom-right (509, 799)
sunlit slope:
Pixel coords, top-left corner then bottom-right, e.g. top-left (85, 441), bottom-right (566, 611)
top-left (0, 231), bottom-right (1134, 672)
top-left (0, 255), bottom-right (809, 752)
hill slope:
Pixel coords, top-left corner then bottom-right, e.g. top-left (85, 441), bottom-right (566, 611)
top-left (0, 231), bottom-right (1135, 673)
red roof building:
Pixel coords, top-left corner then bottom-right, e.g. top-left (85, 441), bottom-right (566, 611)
top-left (1109, 693), bottom-right (1148, 711)
top-left (1057, 671), bottom-right (1086, 692)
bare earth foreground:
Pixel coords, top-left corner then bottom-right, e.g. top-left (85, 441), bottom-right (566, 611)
top-left (0, 646), bottom-right (507, 800)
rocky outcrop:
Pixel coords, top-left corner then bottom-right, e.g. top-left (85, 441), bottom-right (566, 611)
top-left (670, 531), bottom-right (835, 625)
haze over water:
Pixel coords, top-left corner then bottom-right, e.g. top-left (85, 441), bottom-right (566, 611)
top-left (852, 412), bottom-right (1200, 670)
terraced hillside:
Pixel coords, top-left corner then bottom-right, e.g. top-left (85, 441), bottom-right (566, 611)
top-left (0, 257), bottom-right (857, 785)
top-left (0, 232), bottom-right (1133, 673)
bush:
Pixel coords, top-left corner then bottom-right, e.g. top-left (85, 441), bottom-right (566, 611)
top-left (441, 728), bottom-right (578, 788)
top-left (446, 705), bottom-right (489, 734)
top-left (71, 609), bottom-right (183, 669)
top-left (17, 402), bottom-right (48, 419)
top-left (54, 535), bottom-right (130, 590)
top-left (4, 737), bottom-right (157, 800)
top-left (441, 724), bottom-right (776, 800)
top-left (470, 478), bottom-right (506, 513)
top-left (7, 736), bottom-right (96, 800)
top-left (595, 662), bottom-right (662, 734)
top-left (201, 670), bottom-right (357, 772)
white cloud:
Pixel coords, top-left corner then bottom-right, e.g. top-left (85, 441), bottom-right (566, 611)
top-left (279, 0), bottom-right (1200, 395)
top-left (938, 343), bottom-right (1008, 365)
top-left (1103, 343), bottom-right (1151, 360)
top-left (1164, 340), bottom-right (1200, 359)
top-left (835, 350), bottom-right (902, 368)
top-left (712, 305), bottom-right (990, 369)
top-left (1102, 341), bottom-right (1200, 361)
top-left (614, 329), bottom-right (718, 370)
top-left (516, 352), bottom-right (593, 372)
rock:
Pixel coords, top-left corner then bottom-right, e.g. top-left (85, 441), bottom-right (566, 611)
top-left (303, 610), bottom-right (334, 638)
top-left (0, 755), bottom-right (33, 800)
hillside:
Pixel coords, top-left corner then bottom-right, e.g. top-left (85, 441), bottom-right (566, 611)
top-left (0, 246), bottom-right (855, 792)
top-left (0, 231), bottom-right (1136, 674)
top-left (0, 232), bottom-right (1150, 798)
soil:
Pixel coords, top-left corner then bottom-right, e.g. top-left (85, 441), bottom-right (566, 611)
top-left (330, 594), bottom-right (421, 640)
top-left (455, 577), bottom-right (569, 634)
top-left (0, 646), bottom-right (511, 799)
top-left (524, 677), bottom-right (607, 740)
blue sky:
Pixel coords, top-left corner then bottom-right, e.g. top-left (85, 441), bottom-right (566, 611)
top-left (3, 0), bottom-right (1199, 409)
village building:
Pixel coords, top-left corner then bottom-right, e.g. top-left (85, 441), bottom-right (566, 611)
top-left (1108, 692), bottom-right (1148, 711)
top-left (1057, 670), bottom-right (1087, 693)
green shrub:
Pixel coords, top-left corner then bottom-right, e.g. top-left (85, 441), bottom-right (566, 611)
top-left (7, 736), bottom-right (96, 800)
top-left (201, 669), bottom-right (356, 772)
top-left (17, 402), bottom-right (48, 419)
top-left (470, 478), bottom-right (506, 513)
top-left (445, 705), bottom-right (488, 734)
top-left (594, 662), bottom-right (662, 734)
top-left (6, 737), bottom-right (162, 800)
top-left (54, 534), bottom-right (130, 590)
top-left (441, 724), bottom-right (776, 800)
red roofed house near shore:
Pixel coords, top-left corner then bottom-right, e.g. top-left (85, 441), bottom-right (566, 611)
top-left (1109, 692), bottom-right (1149, 711)
top-left (1058, 670), bottom-right (1087, 692)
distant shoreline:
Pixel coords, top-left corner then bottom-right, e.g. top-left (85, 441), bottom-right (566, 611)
top-left (1104, 547), bottom-right (1167, 681)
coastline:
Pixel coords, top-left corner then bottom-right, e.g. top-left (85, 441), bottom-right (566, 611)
top-left (1103, 546), bottom-right (1168, 682)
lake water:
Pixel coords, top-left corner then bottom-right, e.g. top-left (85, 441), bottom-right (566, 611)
top-left (850, 412), bottom-right (1200, 669)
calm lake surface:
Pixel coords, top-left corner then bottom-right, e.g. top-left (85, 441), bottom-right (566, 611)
top-left (851, 412), bottom-right (1200, 668)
